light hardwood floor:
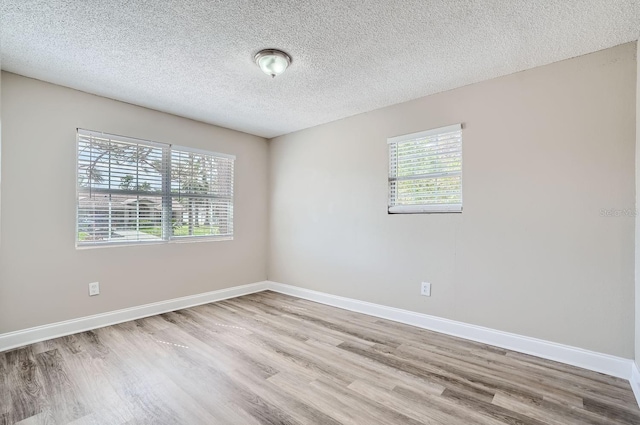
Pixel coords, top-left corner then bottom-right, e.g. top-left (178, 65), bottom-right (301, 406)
top-left (1, 291), bottom-right (639, 424)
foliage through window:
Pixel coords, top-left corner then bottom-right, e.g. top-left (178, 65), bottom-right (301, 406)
top-left (388, 124), bottom-right (462, 213)
top-left (77, 129), bottom-right (234, 246)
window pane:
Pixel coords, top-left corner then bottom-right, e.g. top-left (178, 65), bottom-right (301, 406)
top-left (171, 150), bottom-right (234, 197)
top-left (391, 176), bottom-right (462, 205)
top-left (78, 192), bottom-right (164, 243)
top-left (388, 125), bottom-right (462, 213)
top-left (77, 135), bottom-right (164, 193)
top-left (170, 197), bottom-right (233, 238)
top-left (170, 147), bottom-right (234, 240)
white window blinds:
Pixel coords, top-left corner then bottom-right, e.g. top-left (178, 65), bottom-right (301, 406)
top-left (170, 147), bottom-right (234, 239)
top-left (77, 129), bottom-right (234, 246)
top-left (388, 124), bottom-right (462, 214)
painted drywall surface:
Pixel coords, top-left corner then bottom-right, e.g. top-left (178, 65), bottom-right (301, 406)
top-left (0, 72), bottom-right (269, 334)
top-left (0, 42), bottom-right (2, 252)
top-left (269, 43), bottom-right (637, 358)
top-left (636, 40), bottom-right (640, 368)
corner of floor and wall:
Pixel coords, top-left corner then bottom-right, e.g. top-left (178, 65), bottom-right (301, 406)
top-left (2, 41), bottom-right (640, 405)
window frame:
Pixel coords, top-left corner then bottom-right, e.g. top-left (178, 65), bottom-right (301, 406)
top-left (387, 123), bottom-right (463, 214)
top-left (76, 129), bottom-right (235, 248)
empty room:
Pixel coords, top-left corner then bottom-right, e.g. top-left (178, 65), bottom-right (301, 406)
top-left (1, 1), bottom-right (640, 424)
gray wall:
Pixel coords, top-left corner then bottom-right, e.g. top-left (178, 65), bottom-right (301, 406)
top-left (269, 43), bottom-right (637, 358)
top-left (636, 40), bottom-right (640, 367)
top-left (0, 72), bottom-right (269, 334)
top-left (0, 38), bottom-right (2, 251)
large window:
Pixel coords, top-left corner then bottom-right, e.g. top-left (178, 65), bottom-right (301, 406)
top-left (388, 124), bottom-right (462, 213)
top-left (77, 129), bottom-right (234, 246)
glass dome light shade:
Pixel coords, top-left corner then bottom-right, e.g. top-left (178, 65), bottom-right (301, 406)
top-left (255, 49), bottom-right (291, 78)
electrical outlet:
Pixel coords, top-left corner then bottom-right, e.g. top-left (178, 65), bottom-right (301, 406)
top-left (421, 282), bottom-right (431, 297)
top-left (89, 282), bottom-right (100, 296)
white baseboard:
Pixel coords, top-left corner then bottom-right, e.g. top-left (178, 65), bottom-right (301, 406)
top-left (0, 281), bottom-right (269, 353)
top-left (266, 281), bottom-right (636, 383)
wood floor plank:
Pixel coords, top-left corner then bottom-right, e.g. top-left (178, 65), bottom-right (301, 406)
top-left (0, 354), bottom-right (12, 418)
top-left (310, 377), bottom-right (427, 425)
top-left (226, 367), bottom-right (343, 425)
top-left (13, 411), bottom-right (55, 425)
top-left (33, 349), bottom-right (87, 424)
top-left (304, 338), bottom-right (443, 393)
top-left (505, 350), bottom-right (631, 389)
top-left (429, 387), bottom-right (549, 425)
top-left (394, 342), bottom-right (623, 412)
top-left (1, 291), bottom-right (638, 424)
top-left (4, 348), bottom-right (53, 424)
top-left (397, 339), bottom-right (634, 407)
top-left (582, 396), bottom-right (640, 424)
top-left (96, 326), bottom-right (222, 425)
top-left (66, 406), bottom-right (134, 425)
top-left (240, 295), bottom-right (405, 348)
top-left (491, 390), bottom-right (624, 425)
top-left (218, 297), bottom-right (378, 348)
top-left (336, 340), bottom-right (499, 403)
top-left (57, 349), bottom-right (134, 423)
top-left (152, 346), bottom-right (290, 425)
top-left (348, 379), bottom-right (501, 425)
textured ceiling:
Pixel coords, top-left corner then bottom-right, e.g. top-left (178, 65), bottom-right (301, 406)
top-left (1, 1), bottom-right (639, 138)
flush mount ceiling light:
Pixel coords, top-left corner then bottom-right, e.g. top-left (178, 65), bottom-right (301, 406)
top-left (255, 49), bottom-right (291, 78)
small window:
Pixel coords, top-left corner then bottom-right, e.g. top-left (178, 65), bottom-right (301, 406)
top-left (77, 129), bottom-right (234, 246)
top-left (388, 124), bottom-right (462, 214)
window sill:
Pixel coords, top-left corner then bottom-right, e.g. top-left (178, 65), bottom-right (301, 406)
top-left (388, 205), bottom-right (462, 214)
top-left (76, 236), bottom-right (233, 249)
